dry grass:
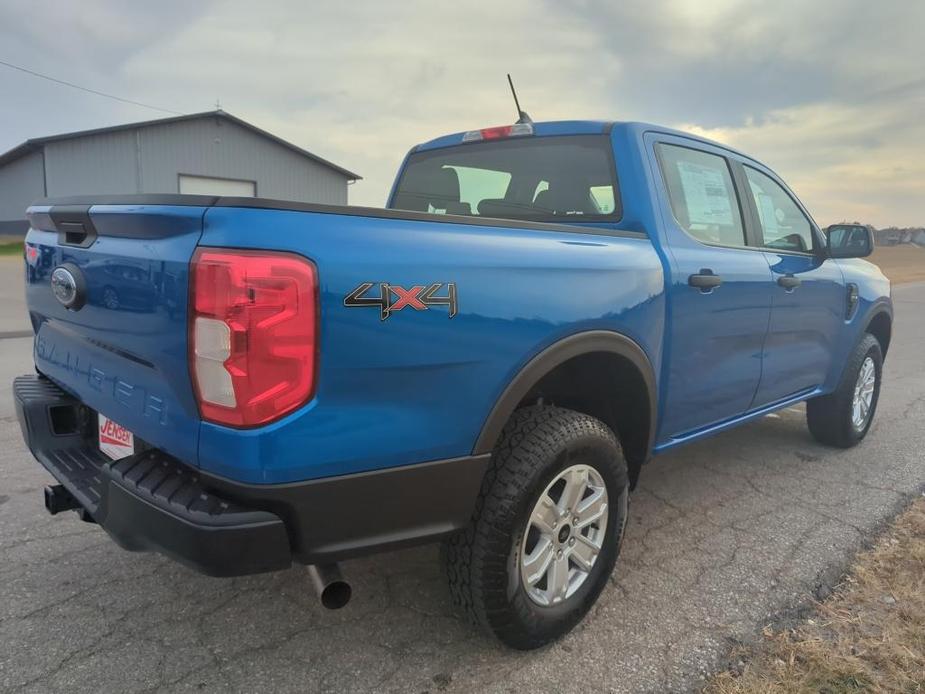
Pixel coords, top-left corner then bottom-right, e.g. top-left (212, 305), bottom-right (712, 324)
top-left (704, 497), bottom-right (925, 694)
top-left (869, 245), bottom-right (925, 284)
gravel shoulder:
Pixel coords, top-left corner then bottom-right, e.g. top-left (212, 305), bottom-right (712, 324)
top-left (705, 496), bottom-right (925, 693)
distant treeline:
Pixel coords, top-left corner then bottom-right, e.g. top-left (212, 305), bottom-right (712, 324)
top-left (872, 227), bottom-right (925, 246)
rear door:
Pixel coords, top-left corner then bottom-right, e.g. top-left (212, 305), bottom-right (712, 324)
top-left (736, 164), bottom-right (846, 405)
top-left (647, 136), bottom-right (774, 440)
top-left (24, 200), bottom-right (210, 464)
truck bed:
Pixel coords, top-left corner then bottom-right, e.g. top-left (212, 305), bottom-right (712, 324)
top-left (25, 194), bottom-right (661, 485)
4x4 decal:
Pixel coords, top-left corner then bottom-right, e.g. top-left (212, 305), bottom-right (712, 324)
top-left (344, 282), bottom-right (458, 321)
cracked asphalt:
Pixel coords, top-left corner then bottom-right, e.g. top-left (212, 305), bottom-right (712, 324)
top-left (1, 272), bottom-right (923, 693)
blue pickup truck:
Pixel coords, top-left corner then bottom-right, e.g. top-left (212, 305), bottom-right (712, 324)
top-left (15, 119), bottom-right (892, 649)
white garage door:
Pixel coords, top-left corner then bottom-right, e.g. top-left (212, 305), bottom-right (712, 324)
top-left (178, 174), bottom-right (256, 197)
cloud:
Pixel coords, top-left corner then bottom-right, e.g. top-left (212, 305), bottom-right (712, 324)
top-left (0, 0), bottom-right (205, 75)
top-left (120, 0), bottom-right (622, 205)
top-left (0, 0), bottom-right (922, 224)
top-left (682, 87), bottom-right (925, 227)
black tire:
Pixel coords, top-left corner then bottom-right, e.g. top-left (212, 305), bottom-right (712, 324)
top-left (807, 333), bottom-right (883, 448)
top-left (443, 406), bottom-right (629, 650)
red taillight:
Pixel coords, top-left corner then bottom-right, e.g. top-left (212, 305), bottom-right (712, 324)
top-left (190, 248), bottom-right (318, 427)
top-left (462, 122), bottom-right (534, 142)
top-left (480, 125), bottom-right (514, 139)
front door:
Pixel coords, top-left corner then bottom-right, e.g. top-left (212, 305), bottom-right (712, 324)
top-left (649, 138), bottom-right (775, 441)
top-left (738, 165), bottom-right (846, 405)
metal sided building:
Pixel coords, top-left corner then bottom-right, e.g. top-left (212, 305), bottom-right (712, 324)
top-left (0, 110), bottom-right (360, 235)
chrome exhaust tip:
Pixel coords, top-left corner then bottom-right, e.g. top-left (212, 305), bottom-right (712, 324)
top-left (307, 563), bottom-right (351, 609)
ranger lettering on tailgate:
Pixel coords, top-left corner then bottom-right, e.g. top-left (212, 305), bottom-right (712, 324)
top-left (35, 335), bottom-right (168, 425)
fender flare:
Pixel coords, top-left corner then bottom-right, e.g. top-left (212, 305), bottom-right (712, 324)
top-left (861, 301), bottom-right (893, 355)
top-left (861, 301), bottom-right (893, 326)
top-left (825, 302), bottom-right (893, 389)
top-left (472, 330), bottom-right (658, 457)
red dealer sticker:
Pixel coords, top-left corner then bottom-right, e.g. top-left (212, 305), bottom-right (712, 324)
top-left (98, 414), bottom-right (135, 461)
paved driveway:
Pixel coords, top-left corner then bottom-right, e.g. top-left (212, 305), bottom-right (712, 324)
top-left (1, 282), bottom-right (923, 693)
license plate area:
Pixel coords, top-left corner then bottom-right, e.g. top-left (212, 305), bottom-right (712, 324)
top-left (98, 414), bottom-right (135, 460)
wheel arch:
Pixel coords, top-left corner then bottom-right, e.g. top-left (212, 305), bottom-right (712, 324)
top-left (472, 331), bottom-right (657, 488)
top-left (864, 306), bottom-right (892, 358)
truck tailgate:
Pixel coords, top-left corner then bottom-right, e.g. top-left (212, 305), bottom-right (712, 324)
top-left (24, 202), bottom-right (209, 464)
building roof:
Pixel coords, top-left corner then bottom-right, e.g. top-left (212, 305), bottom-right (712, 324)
top-left (0, 110), bottom-right (360, 180)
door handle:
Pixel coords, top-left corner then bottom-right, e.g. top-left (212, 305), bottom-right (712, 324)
top-left (688, 270), bottom-right (722, 292)
top-left (777, 275), bottom-right (801, 290)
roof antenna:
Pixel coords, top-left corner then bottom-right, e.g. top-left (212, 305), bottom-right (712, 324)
top-left (507, 74), bottom-right (532, 124)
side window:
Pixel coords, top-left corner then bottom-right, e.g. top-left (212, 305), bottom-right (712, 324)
top-left (656, 144), bottom-right (746, 247)
top-left (589, 186), bottom-right (616, 214)
top-left (744, 167), bottom-right (814, 253)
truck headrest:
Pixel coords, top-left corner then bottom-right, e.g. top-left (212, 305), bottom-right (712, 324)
top-left (431, 168), bottom-right (462, 205)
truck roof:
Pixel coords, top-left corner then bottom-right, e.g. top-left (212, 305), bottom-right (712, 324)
top-left (414, 119), bottom-right (747, 160)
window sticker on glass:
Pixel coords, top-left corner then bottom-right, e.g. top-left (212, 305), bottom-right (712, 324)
top-left (756, 190), bottom-right (780, 236)
top-left (749, 179), bottom-right (783, 237)
top-left (676, 161), bottom-right (735, 226)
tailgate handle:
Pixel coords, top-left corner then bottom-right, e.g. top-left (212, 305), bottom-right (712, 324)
top-left (49, 205), bottom-right (98, 248)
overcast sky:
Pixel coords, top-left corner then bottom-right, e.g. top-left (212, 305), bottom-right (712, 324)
top-left (1, 0), bottom-right (922, 227)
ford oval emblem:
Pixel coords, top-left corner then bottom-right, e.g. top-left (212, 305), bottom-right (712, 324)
top-left (51, 264), bottom-right (86, 310)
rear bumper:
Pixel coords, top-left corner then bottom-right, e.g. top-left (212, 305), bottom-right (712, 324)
top-left (14, 375), bottom-right (291, 576)
top-left (14, 374), bottom-right (489, 576)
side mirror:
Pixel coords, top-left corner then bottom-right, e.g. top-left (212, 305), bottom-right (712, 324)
top-left (826, 223), bottom-right (874, 259)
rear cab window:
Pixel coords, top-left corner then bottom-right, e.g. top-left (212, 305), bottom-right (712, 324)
top-left (390, 135), bottom-right (620, 223)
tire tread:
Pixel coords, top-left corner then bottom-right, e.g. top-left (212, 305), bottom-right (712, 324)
top-left (807, 333), bottom-right (882, 447)
top-left (444, 405), bottom-right (627, 648)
